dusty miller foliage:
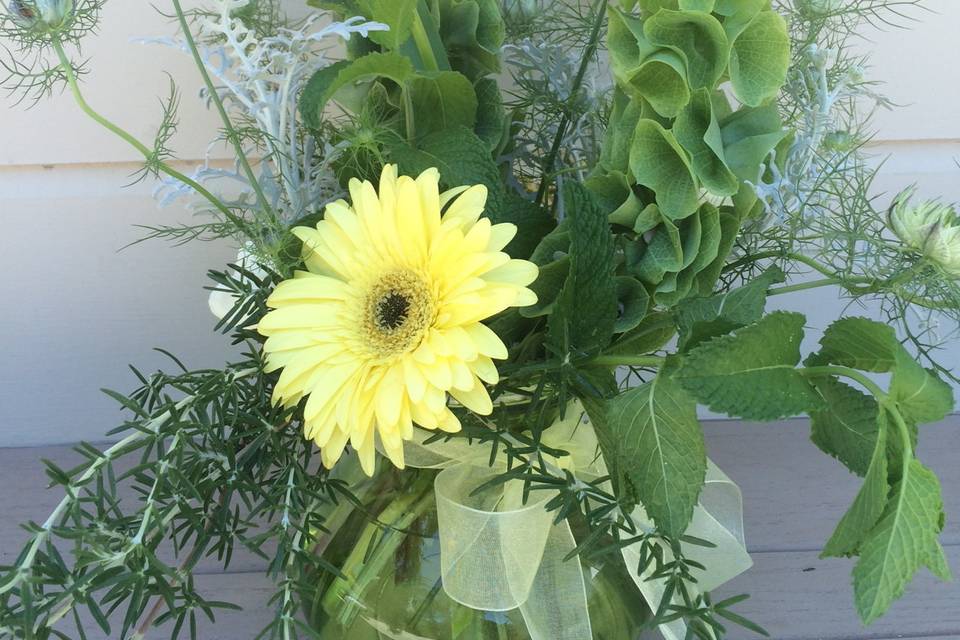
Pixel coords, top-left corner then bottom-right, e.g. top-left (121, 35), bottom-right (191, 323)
top-left (0, 0), bottom-right (955, 639)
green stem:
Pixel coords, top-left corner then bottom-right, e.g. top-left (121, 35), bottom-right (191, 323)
top-left (592, 355), bottom-right (666, 368)
top-left (723, 250), bottom-right (835, 277)
top-left (885, 401), bottom-right (916, 469)
top-left (800, 365), bottom-right (889, 400)
top-left (410, 11), bottom-right (440, 72)
top-left (403, 87), bottom-right (417, 143)
top-left (534, 0), bottom-right (607, 207)
top-left (768, 277), bottom-right (845, 296)
top-left (319, 473), bottom-right (435, 628)
top-left (170, 0), bottom-right (273, 218)
top-left (50, 39), bottom-right (251, 235)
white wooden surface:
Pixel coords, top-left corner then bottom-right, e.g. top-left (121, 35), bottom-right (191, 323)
top-left (1, 416), bottom-right (957, 639)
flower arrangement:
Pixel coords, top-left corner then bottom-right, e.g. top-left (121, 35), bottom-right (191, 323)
top-left (1, 0), bottom-right (956, 639)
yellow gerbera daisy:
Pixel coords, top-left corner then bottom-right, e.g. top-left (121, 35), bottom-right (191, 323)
top-left (257, 165), bottom-right (539, 475)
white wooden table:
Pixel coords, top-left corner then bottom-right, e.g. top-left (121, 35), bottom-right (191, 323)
top-left (2, 416), bottom-right (958, 639)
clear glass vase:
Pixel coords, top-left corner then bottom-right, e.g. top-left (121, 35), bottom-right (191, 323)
top-left (303, 466), bottom-right (654, 640)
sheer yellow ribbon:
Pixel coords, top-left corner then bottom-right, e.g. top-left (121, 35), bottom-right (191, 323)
top-left (393, 404), bottom-right (752, 640)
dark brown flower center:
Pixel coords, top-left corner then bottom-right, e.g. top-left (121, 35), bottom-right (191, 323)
top-left (376, 291), bottom-right (411, 330)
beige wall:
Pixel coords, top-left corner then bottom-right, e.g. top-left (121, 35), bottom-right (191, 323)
top-left (1, 1), bottom-right (958, 447)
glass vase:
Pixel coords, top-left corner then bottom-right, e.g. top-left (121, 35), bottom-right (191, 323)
top-left (302, 465), bottom-right (654, 640)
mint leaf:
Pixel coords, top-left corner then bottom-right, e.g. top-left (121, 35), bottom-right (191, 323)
top-left (815, 317), bottom-right (954, 425)
top-left (853, 459), bottom-right (949, 624)
top-left (496, 193), bottom-right (557, 260)
top-left (674, 266), bottom-right (785, 350)
top-left (810, 377), bottom-right (880, 477)
top-left (822, 420), bottom-right (888, 558)
top-left (389, 126), bottom-right (504, 216)
top-left (676, 311), bottom-right (820, 420)
top-left (548, 183), bottom-right (618, 354)
top-left (890, 350), bottom-right (954, 426)
top-left (815, 317), bottom-right (900, 372)
top-left (603, 372), bottom-right (706, 537)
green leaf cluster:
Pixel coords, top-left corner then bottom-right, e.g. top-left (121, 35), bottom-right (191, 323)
top-left (675, 311), bottom-right (954, 624)
top-left (806, 318), bottom-right (953, 625)
top-left (301, 0), bottom-right (512, 183)
top-left (594, 0), bottom-right (789, 306)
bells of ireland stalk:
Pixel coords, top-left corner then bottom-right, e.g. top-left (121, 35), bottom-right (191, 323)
top-left (503, 0), bottom-right (540, 22)
top-left (888, 188), bottom-right (960, 277)
top-left (8, 0), bottom-right (73, 29)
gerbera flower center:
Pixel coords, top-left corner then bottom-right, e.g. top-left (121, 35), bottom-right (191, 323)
top-left (376, 292), bottom-right (411, 330)
top-left (361, 270), bottom-right (434, 360)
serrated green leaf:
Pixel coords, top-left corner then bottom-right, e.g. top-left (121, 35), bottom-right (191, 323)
top-left (300, 52), bottom-right (415, 130)
top-left (630, 120), bottom-right (699, 220)
top-left (890, 350), bottom-right (954, 426)
top-left (676, 311), bottom-right (820, 420)
top-left (548, 182), bottom-right (618, 355)
top-left (926, 541), bottom-right (954, 582)
top-left (674, 88), bottom-right (739, 197)
top-left (606, 311), bottom-right (677, 357)
top-left (496, 193), bottom-right (557, 259)
top-left (816, 317), bottom-right (900, 372)
top-left (822, 420), bottom-right (888, 558)
top-left (603, 372), bottom-right (706, 537)
top-left (810, 378), bottom-right (880, 477)
top-left (815, 317), bottom-right (953, 425)
top-left (674, 266), bottom-right (785, 350)
top-left (407, 71), bottom-right (478, 139)
top-left (644, 9), bottom-right (730, 90)
top-left (389, 126), bottom-right (504, 216)
top-left (728, 10), bottom-right (790, 107)
top-left (853, 459), bottom-right (948, 624)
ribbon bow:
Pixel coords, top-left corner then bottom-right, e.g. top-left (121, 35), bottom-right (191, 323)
top-left (395, 404), bottom-right (752, 640)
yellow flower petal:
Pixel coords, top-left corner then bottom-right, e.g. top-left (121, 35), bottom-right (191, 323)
top-left (258, 165), bottom-right (538, 475)
top-left (464, 323), bottom-right (509, 359)
top-left (450, 377), bottom-right (493, 415)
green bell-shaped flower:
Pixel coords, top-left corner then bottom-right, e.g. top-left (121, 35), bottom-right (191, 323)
top-left (888, 187), bottom-right (960, 277)
top-left (8, 0), bottom-right (73, 30)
